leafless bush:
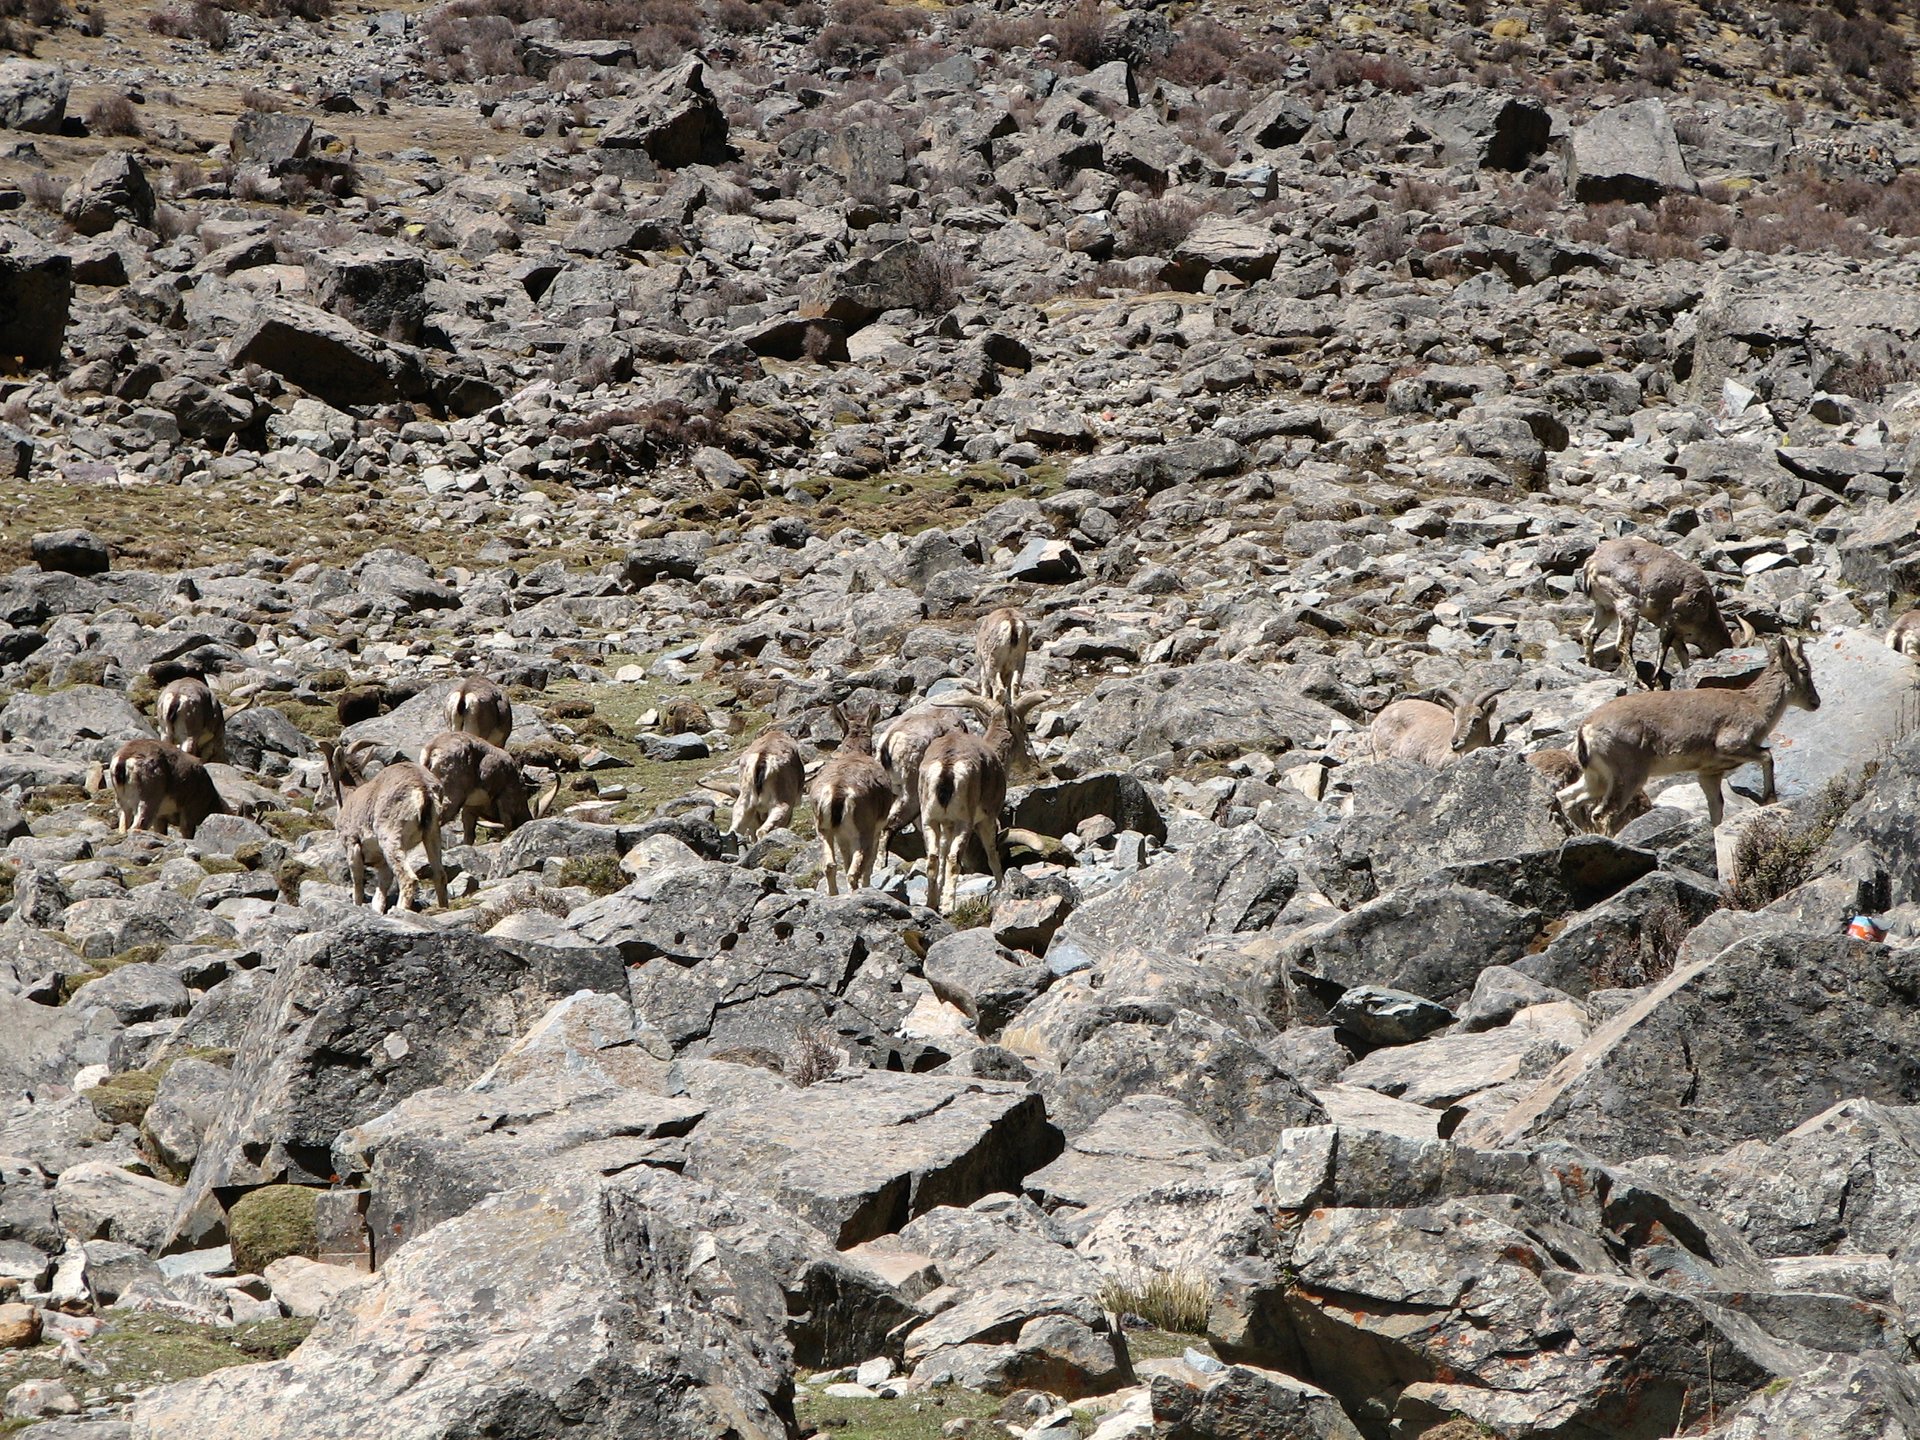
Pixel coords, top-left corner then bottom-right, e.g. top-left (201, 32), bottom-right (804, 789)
top-left (1825, 350), bottom-right (1920, 401)
top-left (1640, 43), bottom-right (1682, 86)
top-left (559, 398), bottom-right (718, 467)
top-left (1118, 194), bottom-right (1204, 256)
top-left (1051, 0), bottom-right (1118, 69)
top-left (19, 170), bottom-right (63, 210)
top-left (85, 90), bottom-right (140, 135)
top-left (147, 0), bottom-right (229, 46)
top-left (1148, 18), bottom-right (1236, 86)
top-left (151, 202), bottom-right (196, 242)
top-left (903, 246), bottom-right (971, 313)
top-left (1390, 176), bottom-right (1454, 213)
top-left (812, 0), bottom-right (922, 61)
top-left (1307, 45), bottom-right (1430, 95)
top-left (784, 1028), bottom-right (839, 1086)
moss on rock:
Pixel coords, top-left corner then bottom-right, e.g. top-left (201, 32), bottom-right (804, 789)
top-left (229, 1185), bottom-right (320, 1274)
top-left (88, 1069), bottom-right (162, 1128)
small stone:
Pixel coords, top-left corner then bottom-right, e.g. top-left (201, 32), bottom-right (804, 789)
top-left (0, 1302), bottom-right (40, 1349)
top-left (636, 732), bottom-right (709, 761)
top-left (854, 1356), bottom-right (895, 1387)
top-left (821, 1381), bottom-right (878, 1399)
top-left (3, 1377), bottom-right (77, 1419)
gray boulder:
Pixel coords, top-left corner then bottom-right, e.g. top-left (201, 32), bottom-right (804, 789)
top-left (1707, 1354), bottom-right (1920, 1438)
top-left (62, 152), bottom-right (154, 237)
top-left (227, 301), bottom-right (429, 408)
top-left (0, 231), bottom-right (69, 371)
top-left (1469, 931), bottom-right (1920, 1162)
top-left (1062, 663), bottom-right (1340, 766)
top-left (338, 1079), bottom-right (703, 1261)
top-left (620, 888), bottom-right (937, 1068)
top-left (28, 529), bottom-right (107, 577)
top-left (0, 60), bottom-right (67, 132)
top-left (598, 57), bottom-right (729, 167)
top-left (1567, 97), bottom-right (1696, 203)
top-left (1282, 878), bottom-right (1541, 1009)
top-left (166, 923), bottom-right (624, 1242)
top-left (1049, 826), bottom-right (1296, 968)
top-left (1039, 1002), bottom-right (1325, 1155)
top-left (1152, 1358), bottom-right (1362, 1440)
top-left (682, 1070), bottom-right (1060, 1246)
top-left (897, 1195), bottom-right (1128, 1398)
top-left (1332, 750), bottom-right (1570, 898)
top-left (1025, 1094), bottom-right (1235, 1217)
top-left (1408, 83), bottom-right (1551, 169)
top-left (1009, 772), bottom-right (1165, 844)
top-left (140, 1057), bottom-right (232, 1177)
top-left (0, 686), bottom-right (153, 763)
top-left (132, 1174), bottom-right (796, 1440)
top-left (924, 930), bottom-right (1049, 1038)
top-left (308, 245), bottom-right (431, 344)
top-left (1645, 1099), bottom-right (1920, 1260)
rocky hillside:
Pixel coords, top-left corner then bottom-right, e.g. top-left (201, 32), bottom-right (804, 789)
top-left (10, 0), bottom-right (1920, 1433)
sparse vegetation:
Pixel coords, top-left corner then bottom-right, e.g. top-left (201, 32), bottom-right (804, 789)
top-left (784, 1027), bottom-right (839, 1086)
top-left (948, 895), bottom-right (991, 929)
top-left (147, 0), bottom-right (230, 48)
top-left (554, 853), bottom-right (626, 895)
top-left (85, 90), bottom-right (141, 136)
top-left (1099, 1269), bottom-right (1212, 1335)
top-left (1724, 770), bottom-right (1868, 911)
top-left (795, 1385), bottom-right (999, 1440)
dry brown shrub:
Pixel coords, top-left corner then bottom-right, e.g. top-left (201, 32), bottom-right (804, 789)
top-left (146, 0), bottom-right (229, 45)
top-left (85, 90), bottom-right (140, 135)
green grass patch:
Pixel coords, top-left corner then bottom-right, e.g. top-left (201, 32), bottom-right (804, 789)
top-left (258, 804), bottom-right (332, 842)
top-left (554, 854), bottom-right (626, 896)
top-left (948, 895), bottom-right (992, 930)
top-left (261, 696), bottom-right (342, 744)
top-left (795, 1385), bottom-right (1000, 1440)
top-left (1125, 1327), bottom-right (1215, 1363)
top-left (538, 661), bottom-right (739, 824)
top-left (0, 1313), bottom-right (316, 1407)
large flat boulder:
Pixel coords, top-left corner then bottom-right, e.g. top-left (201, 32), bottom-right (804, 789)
top-left (1062, 662), bottom-right (1340, 766)
top-left (1566, 97), bottom-right (1695, 203)
top-left (227, 300), bottom-right (430, 408)
top-left (1047, 826), bottom-right (1296, 967)
top-left (338, 1079), bottom-right (703, 1261)
top-left (133, 1174), bottom-right (796, 1440)
top-left (682, 1070), bottom-right (1061, 1247)
top-left (166, 924), bottom-right (625, 1244)
top-left (0, 685), bottom-right (153, 763)
top-left (1465, 930), bottom-right (1920, 1162)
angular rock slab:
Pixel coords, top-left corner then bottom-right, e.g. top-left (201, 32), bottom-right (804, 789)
top-left (167, 923), bottom-right (625, 1244)
top-left (1151, 1358), bottom-right (1362, 1440)
top-left (898, 1195), bottom-right (1128, 1399)
top-left (1048, 825), bottom-right (1296, 965)
top-left (337, 1079), bottom-right (704, 1262)
top-left (1566, 96), bottom-right (1695, 203)
top-left (682, 1070), bottom-right (1060, 1247)
top-left (133, 1173), bottom-right (796, 1440)
top-left (1465, 930), bottom-right (1920, 1163)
